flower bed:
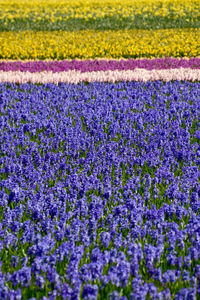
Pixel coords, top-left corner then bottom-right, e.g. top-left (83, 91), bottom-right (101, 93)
top-left (0, 29), bottom-right (199, 60)
top-left (0, 0), bottom-right (200, 31)
top-left (0, 81), bottom-right (200, 299)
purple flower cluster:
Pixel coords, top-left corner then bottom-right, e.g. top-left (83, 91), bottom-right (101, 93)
top-left (0, 57), bottom-right (200, 73)
top-left (0, 80), bottom-right (199, 299)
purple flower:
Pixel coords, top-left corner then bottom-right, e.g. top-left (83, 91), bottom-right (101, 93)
top-left (160, 289), bottom-right (171, 300)
top-left (35, 275), bottom-right (45, 289)
top-left (130, 259), bottom-right (139, 277)
top-left (79, 264), bottom-right (91, 282)
top-left (10, 267), bottom-right (31, 288)
top-left (174, 288), bottom-right (188, 299)
top-left (100, 231), bottom-right (111, 248)
top-left (182, 270), bottom-right (190, 282)
top-left (151, 268), bottom-right (162, 282)
top-left (109, 291), bottom-right (120, 300)
top-left (7, 288), bottom-right (22, 300)
top-left (162, 270), bottom-right (176, 284)
top-left (195, 265), bottom-right (200, 277)
top-left (82, 284), bottom-right (98, 300)
top-left (183, 255), bottom-right (191, 269)
top-left (148, 283), bottom-right (159, 298)
top-left (10, 256), bottom-right (19, 268)
top-left (190, 247), bottom-right (199, 261)
top-left (60, 283), bottom-right (72, 300)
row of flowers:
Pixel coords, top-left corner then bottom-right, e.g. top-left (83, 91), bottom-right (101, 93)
top-left (1, 0), bottom-right (198, 23)
top-left (1, 68), bottom-right (200, 83)
top-left (0, 81), bottom-right (200, 299)
top-left (0, 57), bottom-right (200, 72)
top-left (0, 5), bottom-right (199, 31)
top-left (0, 29), bottom-right (199, 60)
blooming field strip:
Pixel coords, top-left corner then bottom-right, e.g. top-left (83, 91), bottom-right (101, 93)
top-left (1, 68), bottom-right (200, 84)
top-left (0, 29), bottom-right (199, 60)
top-left (0, 81), bottom-right (200, 299)
top-left (0, 0), bottom-right (199, 31)
top-left (0, 58), bottom-right (200, 72)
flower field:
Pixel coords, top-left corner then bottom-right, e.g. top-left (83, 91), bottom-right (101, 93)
top-left (0, 1), bottom-right (200, 299)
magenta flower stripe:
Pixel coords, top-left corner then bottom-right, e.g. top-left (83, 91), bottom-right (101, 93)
top-left (0, 57), bottom-right (200, 73)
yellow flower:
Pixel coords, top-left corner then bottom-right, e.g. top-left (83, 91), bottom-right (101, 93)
top-left (0, 29), bottom-right (199, 60)
top-left (0, 0), bottom-right (199, 23)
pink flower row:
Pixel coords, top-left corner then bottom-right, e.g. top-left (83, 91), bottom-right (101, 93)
top-left (0, 68), bottom-right (200, 84)
top-left (0, 57), bottom-right (200, 73)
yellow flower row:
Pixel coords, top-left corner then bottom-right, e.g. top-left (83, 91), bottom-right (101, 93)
top-left (0, 0), bottom-right (199, 22)
top-left (0, 29), bottom-right (199, 60)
